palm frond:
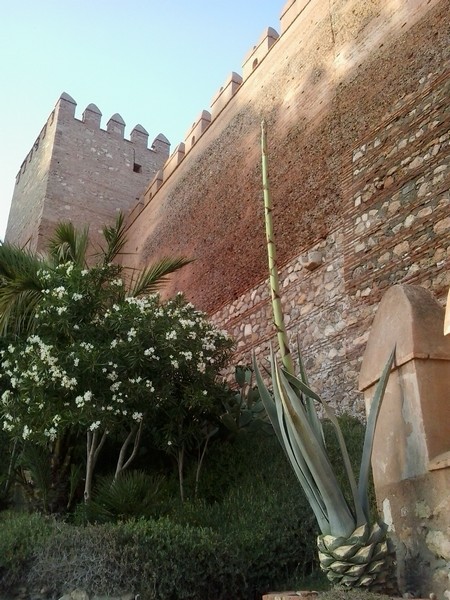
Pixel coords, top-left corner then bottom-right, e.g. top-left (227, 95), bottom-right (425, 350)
top-left (129, 257), bottom-right (192, 297)
top-left (47, 222), bottom-right (89, 267)
top-left (100, 212), bottom-right (128, 265)
top-left (0, 243), bottom-right (45, 335)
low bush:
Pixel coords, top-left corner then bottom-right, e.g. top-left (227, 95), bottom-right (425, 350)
top-left (0, 416), bottom-right (368, 599)
top-left (0, 511), bottom-right (54, 590)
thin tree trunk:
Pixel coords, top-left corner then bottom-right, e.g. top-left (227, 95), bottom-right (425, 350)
top-left (178, 444), bottom-right (185, 502)
top-left (4, 438), bottom-right (18, 495)
top-left (114, 421), bottom-right (143, 481)
top-left (84, 429), bottom-right (107, 503)
top-left (195, 430), bottom-right (212, 499)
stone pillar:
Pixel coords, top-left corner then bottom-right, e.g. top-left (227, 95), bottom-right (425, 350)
top-left (359, 285), bottom-right (450, 598)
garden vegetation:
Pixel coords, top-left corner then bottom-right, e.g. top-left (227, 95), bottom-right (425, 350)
top-left (0, 215), bottom-right (371, 598)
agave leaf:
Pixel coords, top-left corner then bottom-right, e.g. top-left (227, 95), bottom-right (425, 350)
top-left (276, 364), bottom-right (356, 537)
top-left (296, 338), bottom-right (326, 451)
top-left (358, 347), bottom-right (396, 519)
top-left (270, 357), bottom-right (330, 533)
top-left (253, 354), bottom-right (285, 447)
top-left (284, 369), bottom-right (365, 526)
top-left (235, 365), bottom-right (247, 388)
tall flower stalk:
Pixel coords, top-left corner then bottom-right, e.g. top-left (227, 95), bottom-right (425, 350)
top-left (261, 120), bottom-right (294, 376)
top-left (254, 121), bottom-right (397, 592)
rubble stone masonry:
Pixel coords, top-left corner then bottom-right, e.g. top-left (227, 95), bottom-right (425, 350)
top-left (121, 0), bottom-right (450, 413)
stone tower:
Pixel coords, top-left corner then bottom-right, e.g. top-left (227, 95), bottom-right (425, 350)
top-left (5, 92), bottom-right (170, 252)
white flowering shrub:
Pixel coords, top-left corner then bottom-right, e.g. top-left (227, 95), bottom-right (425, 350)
top-left (0, 262), bottom-right (233, 505)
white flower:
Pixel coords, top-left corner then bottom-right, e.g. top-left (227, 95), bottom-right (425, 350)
top-left (81, 269), bottom-right (89, 276)
top-left (89, 421), bottom-right (100, 431)
top-left (44, 427), bottom-right (57, 441)
top-left (132, 411), bottom-right (143, 422)
top-left (52, 286), bottom-right (66, 299)
top-left (73, 324), bottom-right (80, 330)
top-left (197, 362), bottom-right (206, 374)
top-left (127, 328), bottom-right (137, 341)
top-left (166, 330), bottom-right (177, 340)
top-left (56, 306), bottom-right (67, 315)
top-left (72, 293), bottom-right (83, 301)
top-left (80, 342), bottom-right (94, 352)
top-left (167, 440), bottom-right (172, 446)
top-left (202, 390), bottom-right (208, 396)
top-left (22, 425), bottom-right (32, 439)
top-left (73, 357), bottom-right (79, 367)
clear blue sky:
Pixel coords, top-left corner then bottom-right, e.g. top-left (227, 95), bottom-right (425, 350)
top-left (0, 0), bottom-right (282, 241)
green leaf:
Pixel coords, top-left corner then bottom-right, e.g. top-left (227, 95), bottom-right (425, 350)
top-left (283, 369), bottom-right (364, 525)
top-left (129, 257), bottom-right (192, 297)
top-left (276, 364), bottom-right (356, 537)
top-left (48, 222), bottom-right (89, 267)
top-left (358, 347), bottom-right (396, 520)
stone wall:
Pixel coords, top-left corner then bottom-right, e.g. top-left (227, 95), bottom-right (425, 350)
top-left (6, 93), bottom-right (169, 252)
top-left (359, 285), bottom-right (450, 598)
top-left (121, 0), bottom-right (450, 413)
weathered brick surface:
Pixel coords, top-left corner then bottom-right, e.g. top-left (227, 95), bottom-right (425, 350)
top-left (5, 0), bottom-right (450, 416)
top-left (120, 0), bottom-right (449, 413)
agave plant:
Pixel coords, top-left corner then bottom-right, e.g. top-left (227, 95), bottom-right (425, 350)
top-left (253, 120), bottom-right (397, 592)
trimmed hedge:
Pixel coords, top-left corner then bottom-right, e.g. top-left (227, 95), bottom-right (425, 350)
top-left (0, 417), bottom-right (368, 598)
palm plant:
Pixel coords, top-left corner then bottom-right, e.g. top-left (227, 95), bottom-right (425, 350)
top-left (0, 212), bottom-right (191, 335)
top-left (253, 121), bottom-right (397, 591)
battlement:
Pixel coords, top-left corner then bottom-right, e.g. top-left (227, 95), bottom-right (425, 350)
top-left (15, 92), bottom-right (169, 184)
top-left (8, 92), bottom-right (170, 252)
top-left (136, 3), bottom-right (289, 216)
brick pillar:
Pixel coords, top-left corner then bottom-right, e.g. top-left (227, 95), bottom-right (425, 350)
top-left (359, 284), bottom-right (450, 598)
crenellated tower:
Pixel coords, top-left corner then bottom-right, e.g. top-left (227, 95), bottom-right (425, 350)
top-left (5, 92), bottom-right (170, 252)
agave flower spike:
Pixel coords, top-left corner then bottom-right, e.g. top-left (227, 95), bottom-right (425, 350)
top-left (255, 120), bottom-right (397, 592)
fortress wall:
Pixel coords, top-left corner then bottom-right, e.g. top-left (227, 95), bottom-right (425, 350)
top-left (5, 110), bottom-right (58, 250)
top-left (122, 0), bottom-right (450, 411)
top-left (7, 93), bottom-right (169, 253)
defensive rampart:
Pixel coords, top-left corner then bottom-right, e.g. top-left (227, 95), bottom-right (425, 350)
top-left (121, 0), bottom-right (450, 414)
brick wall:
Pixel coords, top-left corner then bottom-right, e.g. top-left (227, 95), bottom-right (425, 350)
top-left (6, 93), bottom-right (169, 252)
top-left (122, 0), bottom-right (450, 413)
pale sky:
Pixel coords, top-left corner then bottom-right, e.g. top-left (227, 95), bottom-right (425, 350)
top-left (0, 0), bottom-right (282, 241)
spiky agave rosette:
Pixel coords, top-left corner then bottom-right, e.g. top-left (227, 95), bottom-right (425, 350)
top-left (318, 522), bottom-right (397, 591)
top-left (255, 120), bottom-right (398, 592)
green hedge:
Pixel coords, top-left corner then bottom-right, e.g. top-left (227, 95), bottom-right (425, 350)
top-left (0, 418), bottom-right (368, 598)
